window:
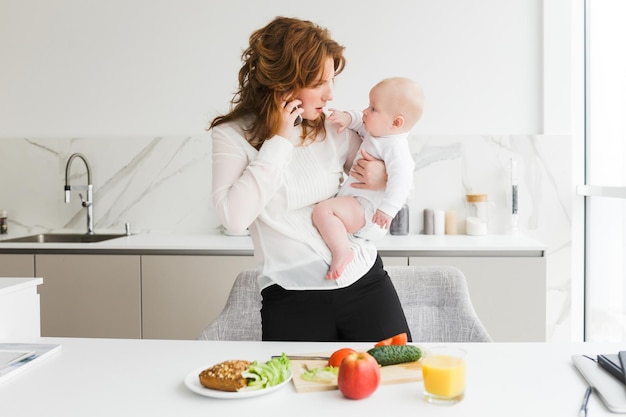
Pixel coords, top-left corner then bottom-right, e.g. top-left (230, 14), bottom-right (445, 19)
top-left (582, 0), bottom-right (626, 341)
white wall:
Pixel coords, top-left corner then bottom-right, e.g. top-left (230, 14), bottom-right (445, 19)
top-left (0, 0), bottom-right (544, 137)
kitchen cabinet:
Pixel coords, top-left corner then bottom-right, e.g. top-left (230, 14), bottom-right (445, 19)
top-left (0, 254), bottom-right (34, 277)
top-left (140, 254), bottom-right (546, 341)
top-left (381, 256), bottom-right (409, 266)
top-left (1, 252), bottom-right (258, 340)
top-left (0, 277), bottom-right (43, 337)
top-left (35, 254), bottom-right (141, 338)
top-left (408, 256), bottom-right (546, 342)
top-left (142, 255), bottom-right (257, 340)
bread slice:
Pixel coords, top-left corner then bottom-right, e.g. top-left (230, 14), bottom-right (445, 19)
top-left (198, 360), bottom-right (253, 392)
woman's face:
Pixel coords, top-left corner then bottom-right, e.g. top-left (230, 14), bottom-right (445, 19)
top-left (297, 58), bottom-right (335, 121)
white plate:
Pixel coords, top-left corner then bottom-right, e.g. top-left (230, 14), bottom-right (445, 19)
top-left (184, 367), bottom-right (292, 399)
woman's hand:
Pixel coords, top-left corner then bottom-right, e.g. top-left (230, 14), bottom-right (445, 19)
top-left (278, 99), bottom-right (303, 139)
top-left (349, 149), bottom-right (387, 190)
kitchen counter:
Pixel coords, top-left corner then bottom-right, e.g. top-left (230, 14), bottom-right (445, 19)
top-left (0, 231), bottom-right (546, 257)
top-left (0, 232), bottom-right (548, 342)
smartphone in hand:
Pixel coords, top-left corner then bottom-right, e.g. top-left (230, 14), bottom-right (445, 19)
top-left (284, 100), bottom-right (302, 126)
top-left (292, 106), bottom-right (302, 126)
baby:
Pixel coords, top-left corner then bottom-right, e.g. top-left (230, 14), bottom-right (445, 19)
top-left (312, 76), bottom-right (425, 279)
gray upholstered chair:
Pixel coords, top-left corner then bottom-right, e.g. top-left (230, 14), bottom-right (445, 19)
top-left (197, 265), bottom-right (492, 342)
top-left (199, 269), bottom-right (263, 341)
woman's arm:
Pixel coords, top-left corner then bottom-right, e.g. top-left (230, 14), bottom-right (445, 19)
top-left (212, 126), bottom-right (292, 233)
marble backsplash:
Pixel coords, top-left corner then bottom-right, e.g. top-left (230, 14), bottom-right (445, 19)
top-left (0, 134), bottom-right (571, 341)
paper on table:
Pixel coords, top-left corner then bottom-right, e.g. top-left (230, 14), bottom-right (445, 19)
top-left (0, 350), bottom-right (36, 367)
top-left (0, 343), bottom-right (61, 383)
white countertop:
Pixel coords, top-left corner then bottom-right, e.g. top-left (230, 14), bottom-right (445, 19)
top-left (0, 231), bottom-right (546, 256)
top-left (0, 277), bottom-right (43, 295)
top-left (0, 337), bottom-right (618, 417)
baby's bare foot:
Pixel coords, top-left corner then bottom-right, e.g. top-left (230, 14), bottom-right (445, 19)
top-left (326, 249), bottom-right (355, 280)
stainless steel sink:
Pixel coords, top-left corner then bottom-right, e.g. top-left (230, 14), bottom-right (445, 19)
top-left (0, 233), bottom-right (128, 243)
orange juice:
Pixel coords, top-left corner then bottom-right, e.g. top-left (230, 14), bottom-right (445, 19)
top-left (422, 349), bottom-right (466, 404)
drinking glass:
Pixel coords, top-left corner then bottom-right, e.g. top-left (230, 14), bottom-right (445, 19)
top-left (421, 346), bottom-right (466, 405)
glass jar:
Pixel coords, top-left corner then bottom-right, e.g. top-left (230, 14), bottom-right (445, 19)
top-left (465, 194), bottom-right (494, 236)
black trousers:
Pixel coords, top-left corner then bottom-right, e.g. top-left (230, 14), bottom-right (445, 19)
top-left (260, 256), bottom-right (412, 342)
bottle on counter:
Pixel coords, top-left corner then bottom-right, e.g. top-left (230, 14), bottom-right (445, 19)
top-left (434, 209), bottom-right (445, 235)
top-left (0, 210), bottom-right (7, 234)
top-left (390, 204), bottom-right (409, 235)
top-left (445, 210), bottom-right (458, 235)
top-left (423, 208), bottom-right (434, 235)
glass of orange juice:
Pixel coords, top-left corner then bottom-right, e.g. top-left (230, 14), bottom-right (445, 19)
top-left (421, 346), bottom-right (466, 405)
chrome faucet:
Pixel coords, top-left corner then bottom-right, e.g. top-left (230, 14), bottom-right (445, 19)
top-left (64, 153), bottom-right (94, 235)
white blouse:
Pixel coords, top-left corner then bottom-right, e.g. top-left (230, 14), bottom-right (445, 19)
top-left (211, 116), bottom-right (378, 290)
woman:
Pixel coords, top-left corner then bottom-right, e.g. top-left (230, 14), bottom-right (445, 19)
top-left (210, 16), bottom-right (411, 342)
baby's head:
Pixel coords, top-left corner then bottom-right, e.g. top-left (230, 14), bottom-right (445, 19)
top-left (362, 77), bottom-right (424, 137)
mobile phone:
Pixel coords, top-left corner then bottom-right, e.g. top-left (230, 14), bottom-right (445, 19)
top-left (598, 353), bottom-right (626, 385)
top-left (291, 105), bottom-right (302, 126)
top-left (284, 100), bottom-right (302, 126)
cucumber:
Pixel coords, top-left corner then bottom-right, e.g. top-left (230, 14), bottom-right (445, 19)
top-left (367, 345), bottom-right (422, 366)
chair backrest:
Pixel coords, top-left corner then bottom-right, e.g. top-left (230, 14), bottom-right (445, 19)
top-left (198, 265), bottom-right (492, 342)
top-left (198, 269), bottom-right (263, 341)
top-left (385, 265), bottom-right (492, 342)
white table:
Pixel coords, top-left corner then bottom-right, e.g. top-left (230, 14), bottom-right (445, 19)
top-left (0, 338), bottom-right (622, 417)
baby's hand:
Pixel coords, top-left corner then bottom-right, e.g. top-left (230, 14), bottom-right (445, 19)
top-left (372, 209), bottom-right (393, 229)
top-left (327, 108), bottom-right (352, 133)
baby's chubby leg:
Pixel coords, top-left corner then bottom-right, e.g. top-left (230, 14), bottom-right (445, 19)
top-left (312, 196), bottom-right (366, 279)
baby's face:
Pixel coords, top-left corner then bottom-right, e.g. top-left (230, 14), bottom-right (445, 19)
top-left (361, 84), bottom-right (396, 137)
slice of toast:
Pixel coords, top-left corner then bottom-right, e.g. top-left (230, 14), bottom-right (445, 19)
top-left (198, 360), bottom-right (252, 392)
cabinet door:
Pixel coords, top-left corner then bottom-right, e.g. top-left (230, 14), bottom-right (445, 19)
top-left (409, 257), bottom-right (546, 342)
top-left (0, 254), bottom-right (34, 277)
top-left (142, 255), bottom-right (257, 340)
top-left (36, 254), bottom-right (141, 338)
top-left (381, 257), bottom-right (409, 266)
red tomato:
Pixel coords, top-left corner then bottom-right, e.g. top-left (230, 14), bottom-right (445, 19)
top-left (328, 348), bottom-right (356, 368)
top-left (374, 332), bottom-right (408, 347)
top-left (391, 332), bottom-right (408, 345)
top-left (337, 352), bottom-right (381, 400)
top-left (374, 338), bottom-right (392, 347)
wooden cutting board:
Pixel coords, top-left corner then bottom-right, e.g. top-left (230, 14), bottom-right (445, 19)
top-left (290, 353), bottom-right (422, 393)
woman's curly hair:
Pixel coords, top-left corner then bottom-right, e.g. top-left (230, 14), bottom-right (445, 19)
top-left (209, 17), bottom-right (346, 150)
